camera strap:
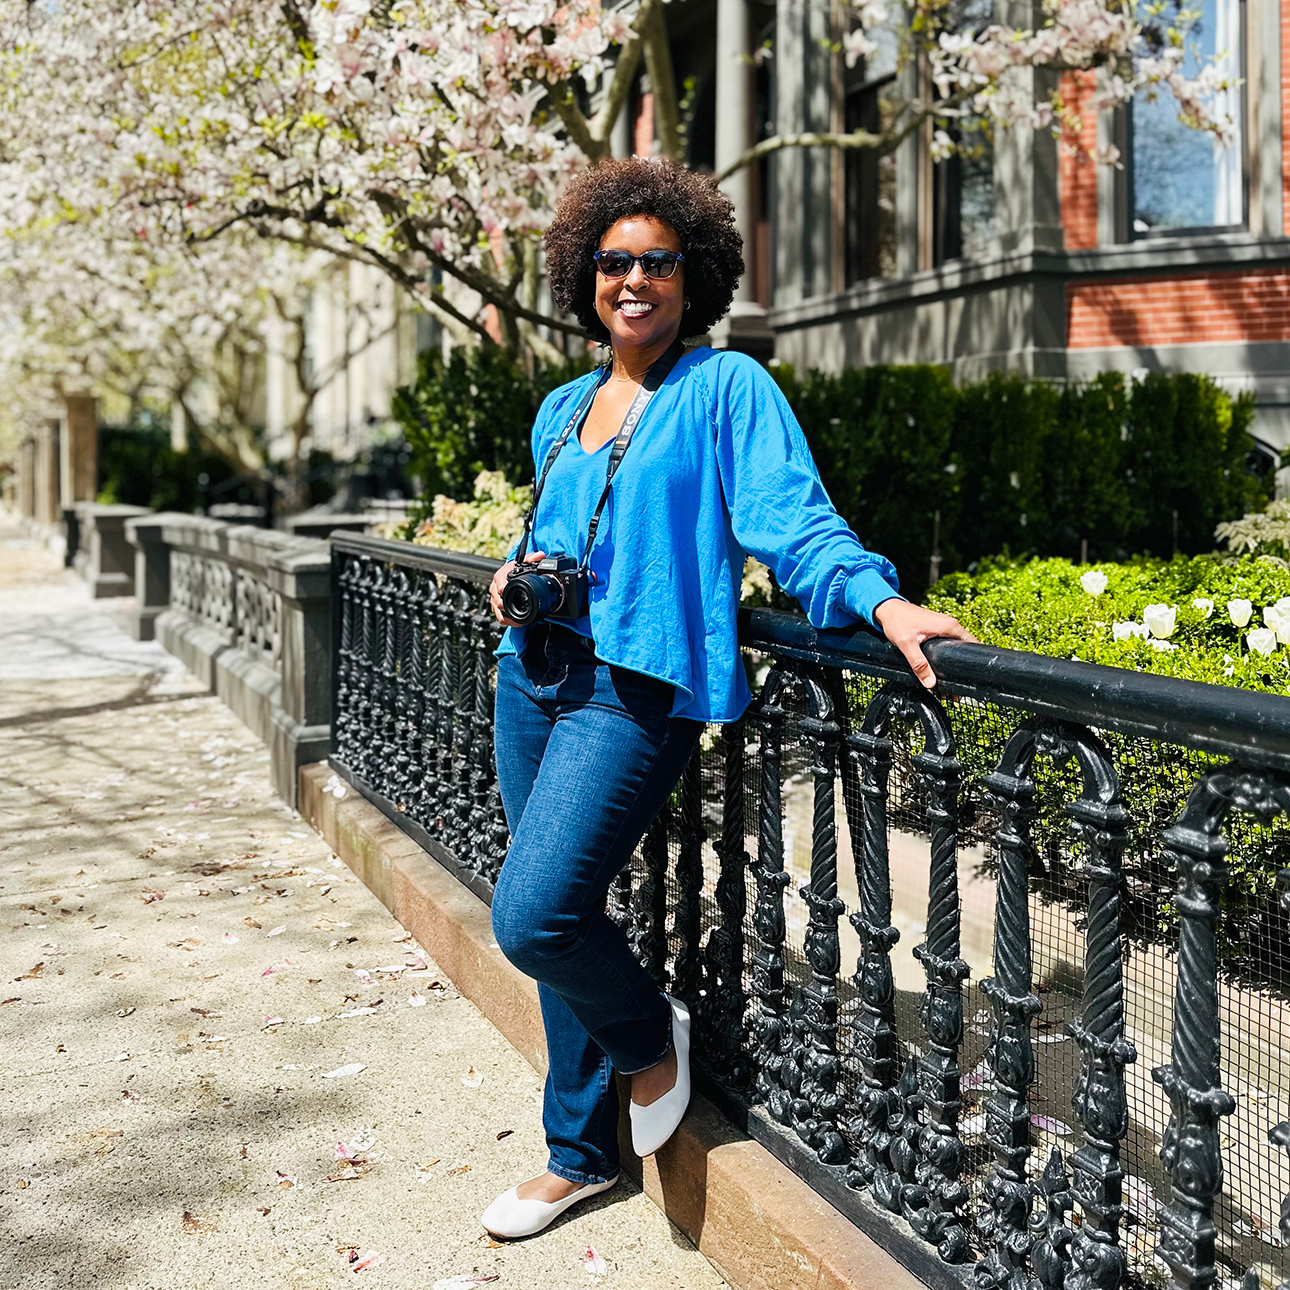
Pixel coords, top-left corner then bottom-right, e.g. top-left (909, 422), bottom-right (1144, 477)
top-left (515, 337), bottom-right (685, 568)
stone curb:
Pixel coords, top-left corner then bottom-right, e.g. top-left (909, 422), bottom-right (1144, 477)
top-left (298, 761), bottom-right (923, 1290)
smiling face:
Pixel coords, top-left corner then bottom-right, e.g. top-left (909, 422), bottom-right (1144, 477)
top-left (593, 215), bottom-right (685, 356)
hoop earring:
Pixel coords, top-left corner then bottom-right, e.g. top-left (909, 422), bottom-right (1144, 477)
top-left (683, 300), bottom-right (692, 310)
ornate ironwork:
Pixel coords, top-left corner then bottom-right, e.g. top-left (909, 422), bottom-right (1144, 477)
top-left (325, 534), bottom-right (1290, 1290)
top-left (673, 753), bottom-right (706, 1007)
top-left (631, 807), bottom-right (671, 988)
top-left (1064, 731), bottom-right (1135, 1290)
top-left (844, 681), bottom-right (907, 1206)
top-left (1153, 768), bottom-right (1290, 1290)
top-left (328, 542), bottom-right (506, 883)
top-left (787, 668), bottom-right (848, 1165)
top-left (697, 721), bottom-right (752, 1089)
top-left (749, 668), bottom-right (792, 1117)
top-left (975, 724), bottom-right (1046, 1290)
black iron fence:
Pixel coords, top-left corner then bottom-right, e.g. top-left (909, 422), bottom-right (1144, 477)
top-left (328, 531), bottom-right (1290, 1290)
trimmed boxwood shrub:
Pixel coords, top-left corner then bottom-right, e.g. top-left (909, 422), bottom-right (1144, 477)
top-left (391, 344), bottom-right (590, 504)
top-left (769, 363), bottom-right (1270, 597)
top-left (923, 553), bottom-right (1290, 987)
top-left (392, 346), bottom-right (1271, 599)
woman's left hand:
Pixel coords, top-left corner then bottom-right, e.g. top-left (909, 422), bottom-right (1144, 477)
top-left (873, 598), bottom-right (978, 690)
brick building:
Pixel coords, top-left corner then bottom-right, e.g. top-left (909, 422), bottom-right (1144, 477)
top-left (653, 0), bottom-right (1288, 465)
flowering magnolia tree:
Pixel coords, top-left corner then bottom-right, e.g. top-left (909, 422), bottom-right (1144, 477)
top-left (0, 222), bottom-right (391, 475)
top-left (0, 0), bottom-right (1231, 367)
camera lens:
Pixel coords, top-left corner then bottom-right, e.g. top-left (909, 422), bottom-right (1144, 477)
top-left (501, 572), bottom-right (563, 626)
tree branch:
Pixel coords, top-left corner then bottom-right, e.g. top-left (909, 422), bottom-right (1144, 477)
top-left (640, 0), bottom-right (681, 159)
top-left (549, 80), bottom-right (605, 161)
top-left (590, 0), bottom-right (654, 147)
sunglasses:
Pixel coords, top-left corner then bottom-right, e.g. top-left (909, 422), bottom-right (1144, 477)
top-left (593, 249), bottom-right (685, 279)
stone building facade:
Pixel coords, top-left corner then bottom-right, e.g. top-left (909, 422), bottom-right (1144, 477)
top-left (264, 0), bottom-right (1290, 467)
top-left (682, 0), bottom-right (1290, 462)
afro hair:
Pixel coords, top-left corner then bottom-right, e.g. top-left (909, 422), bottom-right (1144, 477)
top-left (544, 156), bottom-right (745, 345)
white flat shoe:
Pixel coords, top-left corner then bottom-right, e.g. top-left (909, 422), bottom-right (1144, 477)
top-left (629, 993), bottom-right (691, 1157)
top-left (480, 1173), bottom-right (618, 1239)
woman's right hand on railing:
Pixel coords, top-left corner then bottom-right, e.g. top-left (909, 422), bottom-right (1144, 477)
top-left (489, 550), bottom-right (546, 627)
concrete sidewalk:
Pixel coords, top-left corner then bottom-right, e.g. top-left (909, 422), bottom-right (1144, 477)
top-left (0, 520), bottom-right (728, 1290)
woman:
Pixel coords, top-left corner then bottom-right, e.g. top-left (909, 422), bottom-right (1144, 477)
top-left (480, 157), bottom-right (974, 1240)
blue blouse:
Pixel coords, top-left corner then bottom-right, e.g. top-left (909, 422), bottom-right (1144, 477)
top-left (497, 345), bottom-right (903, 722)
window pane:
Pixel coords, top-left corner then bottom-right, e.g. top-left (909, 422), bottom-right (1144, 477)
top-left (931, 0), bottom-right (996, 266)
top-left (844, 81), bottom-right (897, 282)
top-left (933, 118), bottom-right (995, 266)
top-left (1131, 0), bottom-right (1243, 233)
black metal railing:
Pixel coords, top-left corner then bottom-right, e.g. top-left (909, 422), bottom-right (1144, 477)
top-left (328, 531), bottom-right (1290, 1290)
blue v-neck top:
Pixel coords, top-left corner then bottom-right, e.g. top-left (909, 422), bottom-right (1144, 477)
top-left (497, 345), bottom-right (903, 722)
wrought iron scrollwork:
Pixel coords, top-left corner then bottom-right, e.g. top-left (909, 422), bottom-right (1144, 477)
top-left (673, 753), bottom-right (706, 1007)
top-left (697, 721), bottom-right (752, 1089)
top-left (780, 666), bottom-right (848, 1165)
top-left (325, 536), bottom-right (1290, 1290)
top-left (630, 807), bottom-right (671, 988)
top-left (837, 679), bottom-right (972, 1263)
top-left (749, 667), bottom-right (792, 1116)
top-left (329, 549), bottom-right (509, 882)
top-left (976, 719), bottom-right (1134, 1290)
top-left (1153, 767), bottom-right (1290, 1290)
top-left (1064, 730), bottom-right (1136, 1290)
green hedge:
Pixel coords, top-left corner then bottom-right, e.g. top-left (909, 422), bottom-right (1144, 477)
top-left (925, 552), bottom-right (1290, 695)
top-left (922, 553), bottom-right (1290, 985)
top-left (770, 364), bottom-right (1270, 597)
top-left (97, 424), bottom-right (234, 512)
top-left (391, 347), bottom-right (1271, 596)
top-left (391, 344), bottom-right (590, 505)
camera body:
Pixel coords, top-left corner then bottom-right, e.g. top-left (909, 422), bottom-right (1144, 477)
top-left (501, 552), bottom-right (589, 627)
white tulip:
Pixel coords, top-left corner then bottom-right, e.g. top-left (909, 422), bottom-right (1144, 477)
top-left (1265, 604), bottom-right (1290, 645)
top-left (1112, 621), bottom-right (1147, 641)
top-left (1142, 603), bottom-right (1177, 639)
top-left (1228, 599), bottom-right (1254, 628)
top-left (1247, 627), bottom-right (1278, 657)
top-left (1080, 570), bottom-right (1108, 596)
top-left (1146, 638), bottom-right (1179, 652)
top-left (1191, 598), bottom-right (1214, 618)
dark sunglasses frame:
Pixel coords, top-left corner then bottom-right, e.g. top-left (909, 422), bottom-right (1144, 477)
top-left (593, 249), bottom-right (686, 279)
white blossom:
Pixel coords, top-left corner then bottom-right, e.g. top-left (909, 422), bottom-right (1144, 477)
top-left (0, 0), bottom-right (1238, 394)
top-left (1228, 599), bottom-right (1254, 628)
top-left (1247, 628), bottom-right (1278, 657)
top-left (1080, 570), bottom-right (1108, 596)
top-left (1191, 598), bottom-right (1214, 618)
top-left (1142, 604), bottom-right (1177, 640)
top-left (1264, 604), bottom-right (1290, 645)
top-left (1112, 621), bottom-right (1148, 641)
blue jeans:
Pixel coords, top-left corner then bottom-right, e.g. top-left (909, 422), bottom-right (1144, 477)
top-left (491, 623), bottom-right (702, 1185)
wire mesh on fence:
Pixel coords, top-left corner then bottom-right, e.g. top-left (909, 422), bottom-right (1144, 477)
top-left (634, 662), bottom-right (1290, 1290)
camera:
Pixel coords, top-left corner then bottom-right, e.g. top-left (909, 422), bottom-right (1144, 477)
top-left (501, 552), bottom-right (589, 627)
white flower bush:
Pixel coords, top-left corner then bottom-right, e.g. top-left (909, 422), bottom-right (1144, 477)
top-left (927, 554), bottom-right (1290, 699)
